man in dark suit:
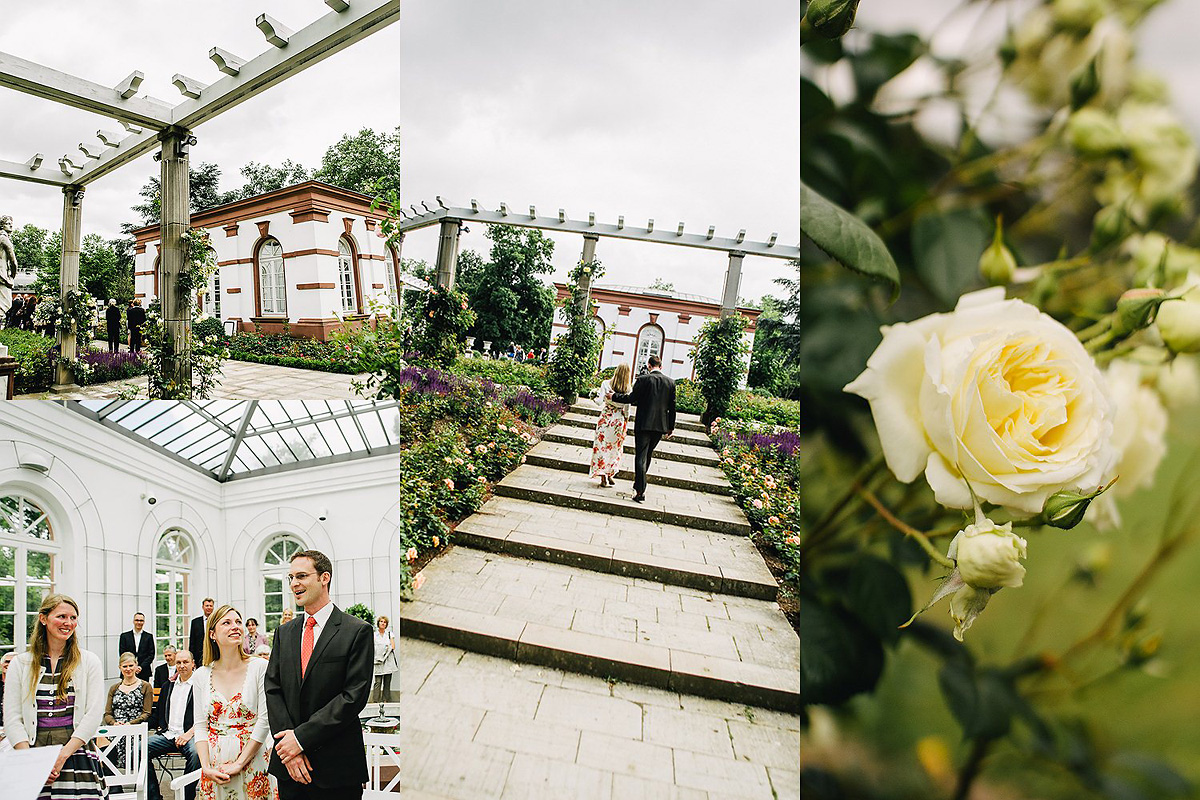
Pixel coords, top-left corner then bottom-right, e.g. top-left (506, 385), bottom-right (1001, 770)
top-left (612, 354), bottom-right (677, 503)
top-left (153, 644), bottom-right (177, 689)
top-left (117, 611), bottom-right (155, 681)
top-left (147, 649), bottom-right (200, 800)
top-left (266, 549), bottom-right (373, 799)
top-left (188, 597), bottom-right (214, 666)
top-left (127, 298), bottom-right (146, 352)
top-left (105, 298), bottom-right (122, 352)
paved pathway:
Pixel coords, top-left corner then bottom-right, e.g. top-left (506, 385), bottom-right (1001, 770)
top-left (15, 359), bottom-right (370, 399)
top-left (398, 404), bottom-right (801, 799)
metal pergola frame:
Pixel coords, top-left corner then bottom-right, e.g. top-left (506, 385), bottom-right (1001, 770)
top-left (0, 1), bottom-right (402, 392)
top-left (66, 398), bottom-right (405, 482)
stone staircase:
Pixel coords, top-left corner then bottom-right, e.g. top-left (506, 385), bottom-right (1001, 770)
top-left (396, 403), bottom-right (801, 799)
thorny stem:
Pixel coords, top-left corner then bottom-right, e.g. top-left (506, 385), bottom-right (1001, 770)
top-left (859, 487), bottom-right (955, 568)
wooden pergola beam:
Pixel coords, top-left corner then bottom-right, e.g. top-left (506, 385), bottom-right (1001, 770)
top-left (0, 52), bottom-right (173, 128)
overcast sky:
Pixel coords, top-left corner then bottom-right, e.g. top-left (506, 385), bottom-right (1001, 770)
top-left (0, 0), bottom-right (798, 304)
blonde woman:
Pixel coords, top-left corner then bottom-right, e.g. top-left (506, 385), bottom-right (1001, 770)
top-left (193, 604), bottom-right (275, 800)
top-left (3, 593), bottom-right (107, 799)
top-left (102, 652), bottom-right (153, 768)
top-left (590, 363), bottom-right (633, 487)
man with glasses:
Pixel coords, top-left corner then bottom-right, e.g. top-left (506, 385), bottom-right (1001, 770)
top-left (265, 549), bottom-right (373, 799)
top-left (118, 611), bottom-right (155, 680)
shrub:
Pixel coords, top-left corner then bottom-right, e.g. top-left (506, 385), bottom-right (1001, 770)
top-left (193, 316), bottom-right (225, 342)
top-left (674, 378), bottom-right (802, 428)
top-left (449, 357), bottom-right (550, 394)
top-left (675, 378), bottom-right (705, 415)
top-left (0, 328), bottom-right (55, 394)
top-left (546, 259), bottom-right (604, 401)
top-left (344, 603), bottom-right (375, 626)
top-left (410, 285), bottom-right (475, 367)
top-left (226, 331), bottom-right (362, 373)
top-left (691, 314), bottom-right (750, 425)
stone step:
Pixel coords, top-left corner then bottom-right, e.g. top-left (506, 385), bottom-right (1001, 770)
top-left (397, 638), bottom-right (802, 800)
top-left (495, 464), bottom-right (750, 536)
top-left (454, 496), bottom-right (776, 600)
top-left (570, 402), bottom-right (707, 433)
top-left (524, 439), bottom-right (731, 496)
top-left (558, 412), bottom-right (713, 447)
top-left (543, 425), bottom-right (720, 467)
top-left (397, 548), bottom-right (801, 713)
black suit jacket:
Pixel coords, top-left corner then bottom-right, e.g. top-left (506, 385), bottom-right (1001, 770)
top-left (153, 662), bottom-right (175, 690)
top-left (150, 676), bottom-right (195, 734)
top-left (188, 616), bottom-right (207, 666)
top-left (265, 605), bottom-right (373, 788)
top-left (612, 370), bottom-right (677, 434)
top-left (118, 629), bottom-right (155, 681)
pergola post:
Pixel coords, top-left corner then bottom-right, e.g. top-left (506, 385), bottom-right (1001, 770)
top-left (52, 185), bottom-right (84, 389)
top-left (434, 219), bottom-right (461, 289)
top-left (575, 233), bottom-right (599, 314)
top-left (159, 129), bottom-right (193, 394)
top-left (719, 250), bottom-right (745, 318)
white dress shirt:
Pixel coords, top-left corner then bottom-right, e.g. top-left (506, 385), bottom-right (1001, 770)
top-left (132, 630), bottom-right (144, 652)
top-left (303, 602), bottom-right (335, 649)
top-left (166, 676), bottom-right (194, 737)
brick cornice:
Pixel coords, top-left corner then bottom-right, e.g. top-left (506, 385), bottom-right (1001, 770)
top-left (555, 282), bottom-right (761, 319)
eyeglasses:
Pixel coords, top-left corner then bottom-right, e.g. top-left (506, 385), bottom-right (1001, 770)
top-left (286, 572), bottom-right (314, 582)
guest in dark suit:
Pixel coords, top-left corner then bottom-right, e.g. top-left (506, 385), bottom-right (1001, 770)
top-left (117, 611), bottom-right (155, 681)
top-left (611, 354), bottom-right (677, 502)
top-left (153, 644), bottom-right (178, 689)
top-left (127, 298), bottom-right (146, 352)
top-left (105, 299), bottom-right (122, 352)
top-left (188, 597), bottom-right (215, 667)
top-left (147, 649), bottom-right (200, 800)
top-left (266, 549), bottom-right (373, 799)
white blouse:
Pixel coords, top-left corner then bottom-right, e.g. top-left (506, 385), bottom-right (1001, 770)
top-left (599, 379), bottom-right (630, 413)
top-left (190, 657), bottom-right (271, 745)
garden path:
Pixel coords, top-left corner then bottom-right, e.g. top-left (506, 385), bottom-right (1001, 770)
top-left (15, 360), bottom-right (370, 399)
top-left (396, 402), bottom-right (801, 799)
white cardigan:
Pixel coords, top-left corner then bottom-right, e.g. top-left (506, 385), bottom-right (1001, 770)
top-left (3, 648), bottom-right (105, 745)
top-left (190, 657), bottom-right (272, 745)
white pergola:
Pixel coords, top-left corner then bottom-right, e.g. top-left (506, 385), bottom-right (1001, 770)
top-left (0, 1), bottom-right (402, 392)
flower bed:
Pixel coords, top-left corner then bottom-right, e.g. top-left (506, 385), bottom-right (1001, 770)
top-left (711, 418), bottom-right (800, 595)
top-left (0, 328), bottom-right (55, 394)
top-left (77, 350), bottom-right (149, 385)
top-left (448, 356), bottom-right (551, 394)
top-left (226, 331), bottom-right (361, 373)
top-left (675, 378), bottom-right (803, 429)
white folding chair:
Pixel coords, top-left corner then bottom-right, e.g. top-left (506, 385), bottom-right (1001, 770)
top-left (170, 768), bottom-right (202, 795)
top-left (363, 731), bottom-right (403, 797)
top-left (94, 723), bottom-right (148, 800)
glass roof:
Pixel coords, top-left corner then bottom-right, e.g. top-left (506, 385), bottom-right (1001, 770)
top-left (69, 400), bottom-right (404, 481)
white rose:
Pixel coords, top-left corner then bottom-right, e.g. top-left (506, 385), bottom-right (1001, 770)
top-left (1105, 360), bottom-right (1167, 497)
top-left (845, 288), bottom-right (1116, 514)
top-left (948, 519), bottom-right (1027, 589)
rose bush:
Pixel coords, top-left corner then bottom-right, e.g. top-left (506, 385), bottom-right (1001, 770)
top-left (846, 287), bottom-right (1117, 515)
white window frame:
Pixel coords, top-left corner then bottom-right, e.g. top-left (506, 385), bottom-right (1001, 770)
top-left (338, 238), bottom-right (358, 314)
top-left (0, 494), bottom-right (59, 656)
top-left (384, 246), bottom-right (400, 308)
top-left (154, 529), bottom-right (193, 651)
top-left (203, 256), bottom-right (221, 319)
top-left (261, 534), bottom-right (306, 634)
top-left (258, 239), bottom-right (287, 316)
top-left (635, 324), bottom-right (664, 370)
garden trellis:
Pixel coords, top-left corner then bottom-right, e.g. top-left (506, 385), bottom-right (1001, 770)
top-left (0, 0), bottom-right (402, 393)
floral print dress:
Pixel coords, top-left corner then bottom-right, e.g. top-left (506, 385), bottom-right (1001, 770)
top-left (193, 659), bottom-right (276, 800)
top-left (590, 379), bottom-right (630, 479)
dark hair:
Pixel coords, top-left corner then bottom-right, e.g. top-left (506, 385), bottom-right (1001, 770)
top-left (647, 355), bottom-right (662, 368)
top-left (247, 617), bottom-right (258, 626)
top-left (133, 612), bottom-right (145, 620)
top-left (292, 549), bottom-right (333, 587)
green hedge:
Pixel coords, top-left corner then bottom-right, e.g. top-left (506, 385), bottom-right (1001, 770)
top-left (0, 329), bottom-right (55, 394)
top-left (449, 357), bottom-right (551, 394)
top-left (674, 378), bottom-right (802, 428)
top-left (227, 351), bottom-right (362, 374)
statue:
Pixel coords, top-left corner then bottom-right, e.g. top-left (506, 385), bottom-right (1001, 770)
top-left (0, 215), bottom-right (17, 323)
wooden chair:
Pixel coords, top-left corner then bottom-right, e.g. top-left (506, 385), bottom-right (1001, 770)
top-left (363, 731), bottom-right (403, 797)
top-left (94, 723), bottom-right (148, 800)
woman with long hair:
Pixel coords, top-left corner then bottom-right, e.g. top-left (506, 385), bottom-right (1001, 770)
top-left (590, 363), bottom-right (633, 487)
top-left (101, 651), bottom-right (153, 768)
top-left (192, 604), bottom-right (275, 800)
top-left (2, 593), bottom-right (108, 799)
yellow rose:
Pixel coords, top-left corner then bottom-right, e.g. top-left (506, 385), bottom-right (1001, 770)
top-left (846, 288), bottom-right (1116, 514)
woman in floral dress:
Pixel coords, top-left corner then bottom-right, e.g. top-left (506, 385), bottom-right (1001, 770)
top-left (192, 605), bottom-right (275, 800)
top-left (590, 363), bottom-right (633, 486)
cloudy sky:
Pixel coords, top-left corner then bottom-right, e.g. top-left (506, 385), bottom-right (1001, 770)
top-left (0, 0), bottom-right (798, 304)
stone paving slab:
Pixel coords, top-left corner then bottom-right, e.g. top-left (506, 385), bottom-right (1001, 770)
top-left (398, 548), bottom-right (800, 711)
top-left (558, 412), bottom-right (712, 446)
top-left (495, 464), bottom-right (749, 535)
top-left (570, 402), bottom-right (706, 432)
top-left (454, 495), bottom-right (776, 599)
top-left (543, 424), bottom-right (720, 466)
top-left (396, 638), bottom-right (801, 799)
top-left (524, 439), bottom-right (731, 496)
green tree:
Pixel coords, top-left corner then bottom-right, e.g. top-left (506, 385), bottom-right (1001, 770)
top-left (456, 225), bottom-right (556, 351)
top-left (33, 233), bottom-right (128, 302)
top-left (313, 126), bottom-right (402, 198)
top-left (11, 224), bottom-right (55, 278)
top-left (235, 160), bottom-right (312, 198)
top-left (745, 295), bottom-right (796, 397)
top-left (129, 162), bottom-right (239, 226)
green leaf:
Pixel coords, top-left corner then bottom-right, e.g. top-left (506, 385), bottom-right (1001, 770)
top-left (798, 592), bottom-right (884, 706)
top-left (800, 179), bottom-right (901, 300)
top-left (938, 661), bottom-right (1014, 741)
top-left (843, 555), bottom-right (912, 645)
top-left (911, 208), bottom-right (989, 306)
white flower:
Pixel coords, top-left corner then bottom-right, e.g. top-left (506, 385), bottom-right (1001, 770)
top-left (1156, 354), bottom-right (1200, 408)
top-left (845, 288), bottom-right (1116, 515)
top-left (948, 519), bottom-right (1027, 590)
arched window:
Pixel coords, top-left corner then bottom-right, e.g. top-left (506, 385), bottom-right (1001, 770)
top-left (202, 249), bottom-right (221, 319)
top-left (154, 529), bottom-right (193, 649)
top-left (0, 494), bottom-right (59, 655)
top-left (338, 238), bottom-right (359, 314)
top-left (385, 245), bottom-right (400, 308)
top-left (261, 534), bottom-right (305, 633)
top-left (635, 324), bottom-right (664, 371)
top-left (257, 239), bottom-right (287, 316)
top-left (592, 317), bottom-right (606, 369)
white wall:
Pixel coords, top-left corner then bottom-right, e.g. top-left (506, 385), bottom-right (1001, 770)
top-left (0, 403), bottom-right (400, 680)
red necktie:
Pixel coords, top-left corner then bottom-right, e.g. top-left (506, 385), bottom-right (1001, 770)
top-left (300, 615), bottom-right (317, 678)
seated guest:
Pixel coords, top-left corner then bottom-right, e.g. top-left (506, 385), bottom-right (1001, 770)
top-left (153, 644), bottom-right (178, 689)
top-left (103, 652), bottom-right (153, 768)
top-left (147, 649), bottom-right (200, 800)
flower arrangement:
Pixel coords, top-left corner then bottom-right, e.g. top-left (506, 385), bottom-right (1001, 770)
top-left (176, 228), bottom-right (218, 299)
top-left (142, 303), bottom-right (229, 399)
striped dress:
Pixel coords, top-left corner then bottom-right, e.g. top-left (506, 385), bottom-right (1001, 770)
top-left (33, 655), bottom-right (108, 800)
